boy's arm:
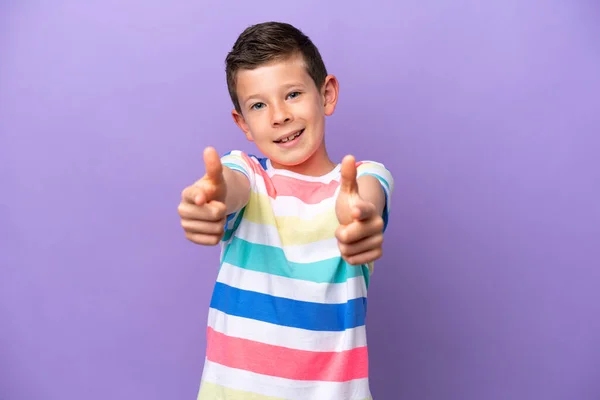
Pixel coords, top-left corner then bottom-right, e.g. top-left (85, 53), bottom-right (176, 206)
top-left (357, 175), bottom-right (386, 217)
top-left (222, 166), bottom-right (251, 215)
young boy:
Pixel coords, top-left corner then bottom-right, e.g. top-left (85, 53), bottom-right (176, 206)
top-left (178, 21), bottom-right (394, 400)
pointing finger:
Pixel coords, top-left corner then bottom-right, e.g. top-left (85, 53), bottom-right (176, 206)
top-left (178, 200), bottom-right (227, 221)
top-left (336, 216), bottom-right (385, 244)
top-left (182, 184), bottom-right (209, 206)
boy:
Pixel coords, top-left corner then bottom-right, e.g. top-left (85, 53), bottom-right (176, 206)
top-left (178, 22), bottom-right (394, 400)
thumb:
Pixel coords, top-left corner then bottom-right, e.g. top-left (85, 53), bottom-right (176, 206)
top-left (340, 155), bottom-right (358, 195)
top-left (203, 147), bottom-right (224, 185)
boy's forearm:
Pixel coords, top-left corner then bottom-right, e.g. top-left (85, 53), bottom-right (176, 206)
top-left (223, 166), bottom-right (251, 215)
top-left (357, 175), bottom-right (386, 217)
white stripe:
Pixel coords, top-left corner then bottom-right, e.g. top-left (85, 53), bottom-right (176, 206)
top-left (357, 162), bottom-right (394, 193)
top-left (200, 359), bottom-right (372, 400)
top-left (250, 173), bottom-right (269, 194)
top-left (270, 194), bottom-right (336, 218)
top-left (217, 263), bottom-right (367, 304)
top-left (207, 308), bottom-right (367, 352)
top-left (234, 220), bottom-right (341, 263)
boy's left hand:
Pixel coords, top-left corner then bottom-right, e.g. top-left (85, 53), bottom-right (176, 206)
top-left (335, 156), bottom-right (385, 266)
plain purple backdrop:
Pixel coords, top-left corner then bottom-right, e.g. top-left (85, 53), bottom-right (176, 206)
top-left (1, 1), bottom-right (599, 399)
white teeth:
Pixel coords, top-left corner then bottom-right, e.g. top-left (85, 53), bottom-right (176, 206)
top-left (279, 130), bottom-right (303, 143)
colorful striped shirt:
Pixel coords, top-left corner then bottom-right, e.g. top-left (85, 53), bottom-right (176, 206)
top-left (197, 150), bottom-right (394, 400)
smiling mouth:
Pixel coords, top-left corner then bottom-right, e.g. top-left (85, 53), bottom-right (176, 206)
top-left (274, 129), bottom-right (304, 143)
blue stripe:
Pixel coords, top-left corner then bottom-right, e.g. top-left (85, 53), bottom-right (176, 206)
top-left (210, 282), bottom-right (367, 332)
top-left (383, 197), bottom-right (390, 231)
top-left (222, 207), bottom-right (246, 242)
top-left (248, 154), bottom-right (268, 170)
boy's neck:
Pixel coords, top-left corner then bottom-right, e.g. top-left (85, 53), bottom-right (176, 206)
top-left (270, 144), bottom-right (337, 177)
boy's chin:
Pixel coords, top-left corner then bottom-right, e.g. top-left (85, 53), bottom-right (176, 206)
top-left (256, 139), bottom-right (326, 169)
top-left (268, 155), bottom-right (307, 167)
top-left (265, 150), bottom-right (314, 168)
top-left (254, 144), bottom-right (304, 164)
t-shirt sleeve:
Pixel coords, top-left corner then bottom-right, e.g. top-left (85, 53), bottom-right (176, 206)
top-left (220, 150), bottom-right (256, 188)
top-left (356, 160), bottom-right (394, 232)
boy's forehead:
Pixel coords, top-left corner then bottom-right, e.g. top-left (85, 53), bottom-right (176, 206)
top-left (235, 55), bottom-right (312, 96)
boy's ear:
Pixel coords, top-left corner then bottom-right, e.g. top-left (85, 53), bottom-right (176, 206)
top-left (321, 75), bottom-right (339, 116)
top-left (232, 109), bottom-right (254, 142)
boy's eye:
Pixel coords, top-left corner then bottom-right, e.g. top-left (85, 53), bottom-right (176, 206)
top-left (251, 102), bottom-right (265, 110)
top-left (287, 91), bottom-right (301, 99)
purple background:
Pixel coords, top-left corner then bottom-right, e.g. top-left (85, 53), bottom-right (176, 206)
top-left (1, 1), bottom-right (599, 399)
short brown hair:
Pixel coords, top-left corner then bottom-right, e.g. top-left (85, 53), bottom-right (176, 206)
top-left (225, 22), bottom-right (328, 113)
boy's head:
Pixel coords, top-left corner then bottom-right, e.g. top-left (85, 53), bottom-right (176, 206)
top-left (226, 22), bottom-right (328, 114)
top-left (225, 22), bottom-right (339, 174)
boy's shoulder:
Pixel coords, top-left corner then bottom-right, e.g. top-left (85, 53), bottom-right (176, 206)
top-left (222, 149), bottom-right (266, 166)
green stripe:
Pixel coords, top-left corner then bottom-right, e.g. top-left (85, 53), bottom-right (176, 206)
top-left (222, 163), bottom-right (248, 176)
top-left (221, 237), bottom-right (369, 285)
top-left (359, 172), bottom-right (390, 191)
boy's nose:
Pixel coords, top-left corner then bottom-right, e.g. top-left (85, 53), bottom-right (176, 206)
top-left (271, 104), bottom-right (293, 126)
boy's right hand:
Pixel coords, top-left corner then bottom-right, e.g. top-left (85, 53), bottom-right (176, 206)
top-left (178, 147), bottom-right (228, 246)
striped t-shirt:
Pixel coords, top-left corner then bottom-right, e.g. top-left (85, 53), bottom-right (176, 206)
top-left (197, 150), bottom-right (394, 400)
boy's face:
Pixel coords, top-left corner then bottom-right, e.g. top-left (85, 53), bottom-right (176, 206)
top-left (232, 54), bottom-right (338, 172)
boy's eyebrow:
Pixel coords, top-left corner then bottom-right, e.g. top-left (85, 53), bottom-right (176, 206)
top-left (242, 94), bottom-right (260, 105)
top-left (244, 82), bottom-right (307, 103)
top-left (281, 82), bottom-right (305, 90)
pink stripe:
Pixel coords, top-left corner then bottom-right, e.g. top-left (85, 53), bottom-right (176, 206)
top-left (241, 153), bottom-right (277, 198)
top-left (270, 175), bottom-right (339, 204)
top-left (206, 327), bottom-right (368, 382)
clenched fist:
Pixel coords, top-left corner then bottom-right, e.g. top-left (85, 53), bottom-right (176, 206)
top-left (178, 147), bottom-right (228, 246)
top-left (335, 155), bottom-right (385, 265)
